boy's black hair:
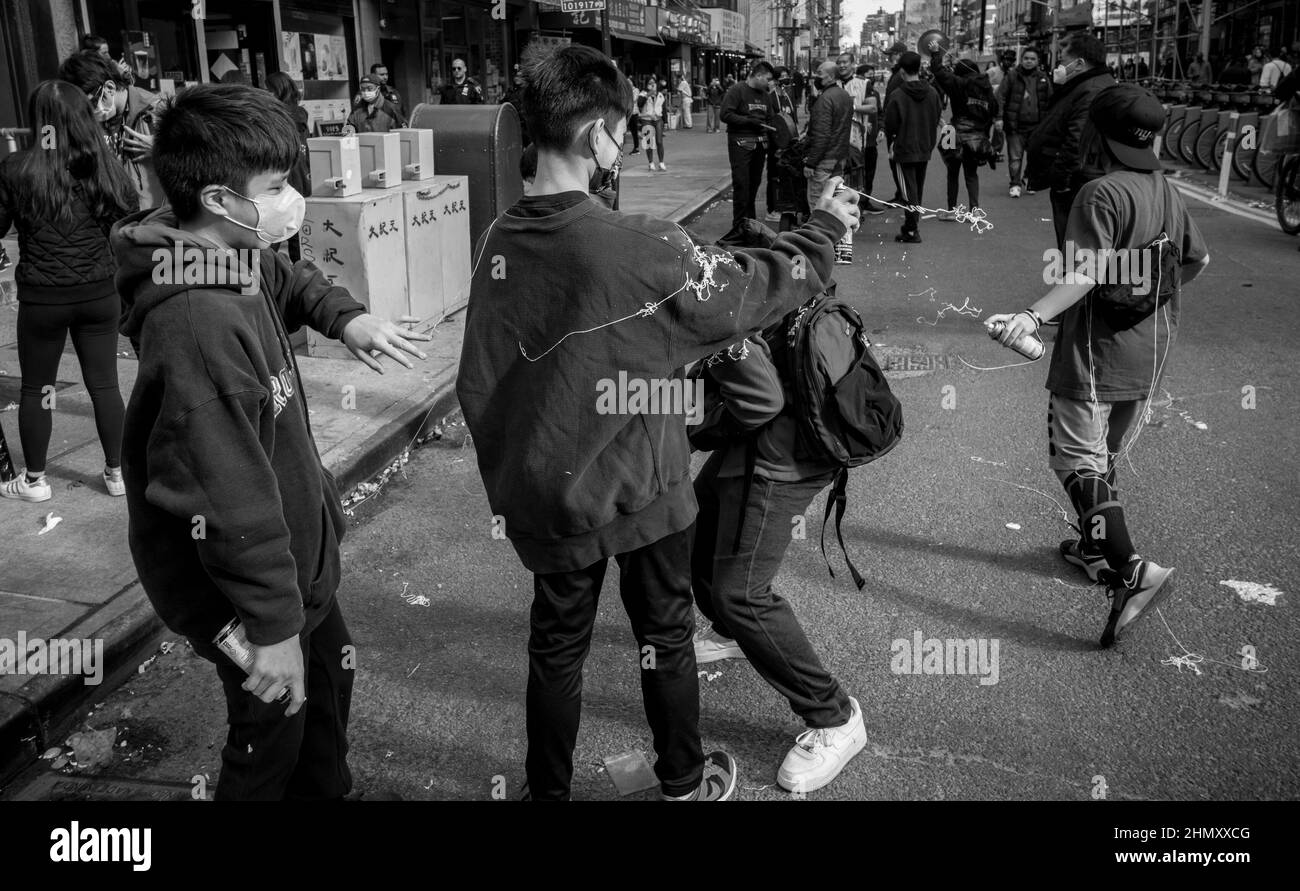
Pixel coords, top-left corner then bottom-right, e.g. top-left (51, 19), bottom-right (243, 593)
top-left (519, 142), bottom-right (538, 182)
top-left (856, 63), bottom-right (873, 76)
top-left (81, 34), bottom-right (108, 52)
top-left (152, 83), bottom-right (301, 222)
top-left (520, 44), bottom-right (632, 151)
top-left (1061, 32), bottom-right (1106, 67)
top-left (750, 61), bottom-right (775, 78)
top-left (58, 51), bottom-right (124, 93)
top-left (899, 52), bottom-right (922, 75)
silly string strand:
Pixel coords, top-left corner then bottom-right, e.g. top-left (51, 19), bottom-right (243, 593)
top-left (847, 187), bottom-right (995, 234)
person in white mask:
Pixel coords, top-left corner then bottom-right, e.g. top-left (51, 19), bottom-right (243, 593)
top-left (1027, 33), bottom-right (1115, 250)
top-left (111, 83), bottom-right (430, 800)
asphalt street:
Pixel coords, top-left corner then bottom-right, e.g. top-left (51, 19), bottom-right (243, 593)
top-left (6, 157), bottom-right (1297, 802)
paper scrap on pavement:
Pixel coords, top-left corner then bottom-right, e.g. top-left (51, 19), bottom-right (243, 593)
top-left (1219, 580), bottom-right (1283, 606)
top-left (37, 512), bottom-right (61, 535)
top-left (602, 750), bottom-right (659, 796)
top-left (1005, 523), bottom-right (1021, 531)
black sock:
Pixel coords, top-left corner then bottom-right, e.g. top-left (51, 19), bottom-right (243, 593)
top-left (1063, 470), bottom-right (1137, 570)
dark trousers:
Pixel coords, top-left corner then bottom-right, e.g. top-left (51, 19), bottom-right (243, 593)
top-left (861, 143), bottom-right (879, 198)
top-left (16, 292), bottom-right (124, 473)
top-left (945, 149), bottom-right (982, 210)
top-left (528, 528), bottom-right (704, 800)
top-left (691, 458), bottom-right (852, 729)
top-left (886, 135), bottom-right (904, 199)
top-left (899, 161), bottom-right (928, 234)
top-left (191, 599), bottom-right (354, 801)
top-left (1006, 125), bottom-right (1035, 187)
top-left (1051, 185), bottom-right (1078, 251)
top-left (766, 143), bottom-right (781, 210)
top-left (728, 134), bottom-right (768, 226)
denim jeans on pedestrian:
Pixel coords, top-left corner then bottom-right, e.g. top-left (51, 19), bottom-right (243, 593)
top-left (707, 104), bottom-right (721, 131)
top-left (189, 599), bottom-right (354, 801)
top-left (806, 159), bottom-right (853, 253)
top-left (527, 527), bottom-right (704, 800)
top-left (945, 148), bottom-right (981, 210)
top-left (1006, 125), bottom-right (1036, 187)
top-left (691, 457), bottom-right (853, 729)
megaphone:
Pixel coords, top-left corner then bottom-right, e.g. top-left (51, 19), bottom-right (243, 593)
top-left (918, 30), bottom-right (950, 55)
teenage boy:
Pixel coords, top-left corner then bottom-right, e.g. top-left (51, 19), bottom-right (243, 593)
top-left (456, 45), bottom-right (859, 802)
top-left (986, 85), bottom-right (1209, 648)
top-left (883, 52), bottom-right (941, 244)
top-left (691, 327), bottom-right (867, 795)
top-left (112, 84), bottom-right (430, 800)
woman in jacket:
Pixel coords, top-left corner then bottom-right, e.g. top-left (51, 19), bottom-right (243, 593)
top-left (0, 80), bottom-right (139, 502)
top-left (637, 78), bottom-right (667, 171)
top-left (931, 57), bottom-right (999, 216)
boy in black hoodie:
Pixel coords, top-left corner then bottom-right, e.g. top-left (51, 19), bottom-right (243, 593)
top-left (113, 84), bottom-right (430, 800)
top-left (457, 45), bottom-right (859, 802)
top-left (884, 52), bottom-right (941, 243)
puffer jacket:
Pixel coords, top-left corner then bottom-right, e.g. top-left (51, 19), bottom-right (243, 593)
top-left (1026, 66), bottom-right (1116, 192)
top-left (804, 82), bottom-right (853, 171)
top-left (1000, 65), bottom-right (1052, 130)
top-left (0, 151), bottom-right (138, 303)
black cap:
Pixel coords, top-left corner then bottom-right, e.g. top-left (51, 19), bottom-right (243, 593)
top-left (359, 74), bottom-right (378, 87)
top-left (1090, 84), bottom-right (1165, 171)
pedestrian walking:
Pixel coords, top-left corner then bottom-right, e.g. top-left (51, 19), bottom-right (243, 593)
top-left (765, 66), bottom-right (798, 221)
top-left (1027, 32), bottom-right (1115, 250)
top-left (706, 76), bottom-right (724, 132)
top-left (930, 56), bottom-right (999, 218)
top-left (637, 78), bottom-right (667, 170)
top-left (999, 49), bottom-right (1052, 198)
top-left (0, 80), bottom-right (138, 504)
top-left (986, 85), bottom-right (1210, 648)
top-left (114, 83), bottom-right (429, 800)
top-left (59, 51), bottom-right (165, 208)
top-left (456, 44), bottom-right (859, 802)
top-left (883, 52), bottom-right (941, 244)
top-left (677, 74), bottom-right (693, 129)
top-left (882, 41), bottom-right (910, 204)
top-left (439, 57), bottom-right (484, 104)
top-left (804, 59), bottom-right (854, 264)
top-left (721, 61), bottom-right (777, 239)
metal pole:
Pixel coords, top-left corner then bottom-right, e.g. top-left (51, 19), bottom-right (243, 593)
top-left (1173, 0), bottom-right (1183, 77)
top-left (1199, 0), bottom-right (1212, 63)
top-left (1151, 0), bottom-right (1159, 77)
top-left (979, 0), bottom-right (988, 57)
top-left (602, 8), bottom-right (612, 58)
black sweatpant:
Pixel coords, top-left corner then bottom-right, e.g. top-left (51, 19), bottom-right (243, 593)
top-left (899, 161), bottom-right (929, 234)
top-left (16, 292), bottom-right (124, 474)
top-left (190, 598), bottom-right (354, 801)
top-left (945, 149), bottom-right (982, 210)
top-left (728, 134), bottom-right (768, 226)
top-left (691, 458), bottom-right (852, 729)
top-left (527, 527), bottom-right (704, 800)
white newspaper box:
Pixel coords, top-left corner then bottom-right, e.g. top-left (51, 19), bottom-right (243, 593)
top-left (356, 132), bottom-right (401, 189)
top-left (398, 177), bottom-right (471, 322)
top-left (394, 128), bottom-right (435, 181)
top-left (307, 135), bottom-right (362, 198)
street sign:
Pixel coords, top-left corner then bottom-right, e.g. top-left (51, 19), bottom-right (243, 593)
top-left (561, 0), bottom-right (606, 11)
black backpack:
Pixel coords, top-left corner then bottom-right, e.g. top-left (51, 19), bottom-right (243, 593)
top-left (767, 294), bottom-right (904, 588)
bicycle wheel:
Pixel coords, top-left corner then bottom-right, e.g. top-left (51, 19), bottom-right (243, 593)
top-left (1214, 129), bottom-right (1232, 175)
top-left (1255, 147), bottom-right (1279, 190)
top-left (1178, 117), bottom-right (1202, 164)
top-left (1277, 154), bottom-right (1300, 236)
top-left (1195, 121), bottom-right (1219, 169)
top-left (1164, 116), bottom-right (1187, 161)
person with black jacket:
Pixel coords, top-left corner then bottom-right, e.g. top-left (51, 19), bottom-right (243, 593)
top-left (1027, 32), bottom-right (1116, 249)
top-left (115, 84), bottom-right (429, 800)
top-left (721, 60), bottom-right (778, 239)
top-left (930, 56), bottom-right (999, 217)
top-left (883, 41), bottom-right (910, 203)
top-left (884, 52), bottom-right (942, 244)
top-left (0, 80), bottom-right (138, 503)
top-left (805, 59), bottom-right (855, 264)
top-left (440, 58), bottom-right (485, 104)
top-left (998, 48), bottom-right (1052, 197)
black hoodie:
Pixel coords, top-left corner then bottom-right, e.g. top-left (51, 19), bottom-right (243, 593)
top-left (884, 79), bottom-right (942, 163)
top-left (112, 207), bottom-right (366, 646)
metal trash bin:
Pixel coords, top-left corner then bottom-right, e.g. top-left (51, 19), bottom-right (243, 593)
top-left (408, 103), bottom-right (524, 249)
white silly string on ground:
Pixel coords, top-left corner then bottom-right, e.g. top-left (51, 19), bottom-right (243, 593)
top-left (848, 187), bottom-right (995, 234)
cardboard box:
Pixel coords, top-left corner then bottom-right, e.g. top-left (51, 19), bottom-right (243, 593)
top-left (356, 132), bottom-right (401, 189)
top-left (394, 128), bottom-right (435, 180)
top-left (300, 190), bottom-right (408, 358)
top-left (307, 136), bottom-right (361, 198)
top-left (398, 177), bottom-right (471, 323)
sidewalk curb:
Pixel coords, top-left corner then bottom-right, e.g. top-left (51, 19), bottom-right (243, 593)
top-left (1165, 174), bottom-right (1277, 227)
top-left (0, 175), bottom-right (728, 790)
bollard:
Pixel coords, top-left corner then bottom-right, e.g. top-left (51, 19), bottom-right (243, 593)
top-left (1218, 111), bottom-right (1239, 198)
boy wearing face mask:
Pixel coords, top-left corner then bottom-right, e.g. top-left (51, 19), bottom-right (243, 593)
top-left (111, 84), bottom-right (431, 800)
top-left (1027, 33), bottom-right (1115, 250)
top-left (346, 74), bottom-right (406, 133)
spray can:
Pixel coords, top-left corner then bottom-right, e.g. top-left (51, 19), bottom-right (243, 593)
top-left (214, 618), bottom-right (292, 702)
top-left (987, 321), bottom-right (1044, 360)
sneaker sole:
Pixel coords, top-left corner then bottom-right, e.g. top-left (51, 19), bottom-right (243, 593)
top-left (1060, 542), bottom-right (1106, 583)
top-left (694, 645), bottom-right (746, 664)
top-left (777, 723), bottom-right (868, 794)
top-left (1101, 567), bottom-right (1175, 648)
top-left (1, 489), bottom-right (52, 503)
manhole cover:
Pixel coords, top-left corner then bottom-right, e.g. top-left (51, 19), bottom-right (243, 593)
top-left (873, 346), bottom-right (959, 377)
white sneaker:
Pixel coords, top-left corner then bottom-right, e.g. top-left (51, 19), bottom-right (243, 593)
top-left (1009, 185), bottom-right (1022, 198)
top-left (694, 627), bottom-right (745, 664)
top-left (658, 162), bottom-right (667, 171)
top-left (1, 470), bottom-right (52, 503)
top-left (103, 466), bottom-right (125, 497)
top-left (777, 696), bottom-right (867, 794)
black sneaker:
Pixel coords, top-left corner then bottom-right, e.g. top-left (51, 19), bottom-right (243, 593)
top-left (661, 750), bottom-right (738, 801)
top-left (894, 231), bottom-right (922, 244)
top-left (1099, 560), bottom-right (1174, 648)
top-left (1060, 538), bottom-right (1107, 583)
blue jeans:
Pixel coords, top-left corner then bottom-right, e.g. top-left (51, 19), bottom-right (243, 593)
top-left (691, 455), bottom-right (853, 729)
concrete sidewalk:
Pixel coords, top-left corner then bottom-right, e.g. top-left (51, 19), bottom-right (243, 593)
top-left (0, 127), bottom-right (732, 784)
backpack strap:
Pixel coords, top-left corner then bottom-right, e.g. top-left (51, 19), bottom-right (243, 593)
top-left (820, 466), bottom-right (866, 590)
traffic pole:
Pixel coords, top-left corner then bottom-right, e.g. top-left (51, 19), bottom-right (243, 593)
top-left (1218, 111), bottom-right (1239, 198)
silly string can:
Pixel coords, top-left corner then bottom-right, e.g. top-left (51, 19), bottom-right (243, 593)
top-left (214, 618), bottom-right (291, 702)
top-left (987, 321), bottom-right (1044, 360)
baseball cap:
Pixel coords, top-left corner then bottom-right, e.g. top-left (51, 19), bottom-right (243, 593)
top-left (359, 75), bottom-right (378, 87)
top-left (1090, 84), bottom-right (1165, 171)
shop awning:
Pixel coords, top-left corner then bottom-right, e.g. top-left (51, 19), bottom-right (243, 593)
top-left (617, 30), bottom-right (665, 47)
top-left (744, 42), bottom-right (764, 58)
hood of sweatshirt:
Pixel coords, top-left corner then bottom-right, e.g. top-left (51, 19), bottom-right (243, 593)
top-left (112, 206), bottom-right (265, 339)
top-left (900, 79), bottom-right (933, 101)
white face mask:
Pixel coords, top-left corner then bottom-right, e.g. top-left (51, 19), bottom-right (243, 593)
top-left (222, 185), bottom-right (306, 245)
top-left (1053, 60), bottom-right (1073, 84)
